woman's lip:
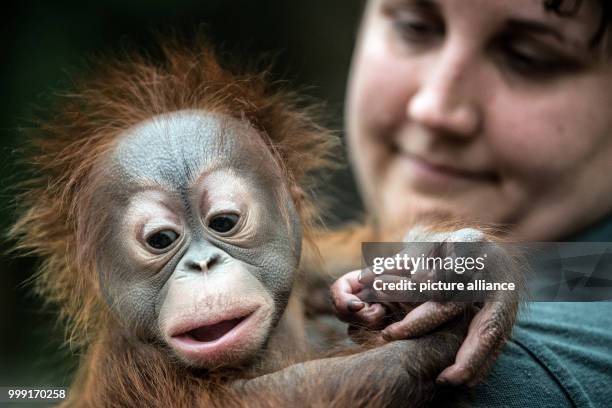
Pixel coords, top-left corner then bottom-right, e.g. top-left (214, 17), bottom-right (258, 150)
top-left (400, 153), bottom-right (497, 186)
top-left (410, 154), bottom-right (495, 180)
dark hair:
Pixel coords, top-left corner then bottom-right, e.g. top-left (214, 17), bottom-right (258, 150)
top-left (544, 0), bottom-right (610, 47)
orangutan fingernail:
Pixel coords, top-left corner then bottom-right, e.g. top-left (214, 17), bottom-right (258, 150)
top-left (348, 300), bottom-right (365, 312)
top-left (436, 377), bottom-right (450, 386)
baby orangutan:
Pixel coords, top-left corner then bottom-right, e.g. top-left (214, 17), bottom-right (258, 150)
top-left (11, 36), bottom-right (522, 408)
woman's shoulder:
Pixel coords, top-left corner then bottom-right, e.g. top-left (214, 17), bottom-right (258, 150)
top-left (472, 302), bottom-right (612, 407)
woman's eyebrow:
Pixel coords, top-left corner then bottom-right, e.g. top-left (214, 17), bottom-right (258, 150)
top-left (505, 18), bottom-right (567, 43)
top-left (383, 0), bottom-right (440, 12)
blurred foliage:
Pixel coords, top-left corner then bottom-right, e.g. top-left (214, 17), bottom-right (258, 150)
top-left (0, 0), bottom-right (364, 389)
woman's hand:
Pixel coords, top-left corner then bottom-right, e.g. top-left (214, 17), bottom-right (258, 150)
top-left (331, 227), bottom-right (522, 387)
top-left (331, 269), bottom-right (514, 386)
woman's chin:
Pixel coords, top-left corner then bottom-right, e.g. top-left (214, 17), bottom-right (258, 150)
top-left (379, 191), bottom-right (495, 230)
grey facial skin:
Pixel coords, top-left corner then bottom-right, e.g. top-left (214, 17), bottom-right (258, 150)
top-left (93, 110), bottom-right (301, 368)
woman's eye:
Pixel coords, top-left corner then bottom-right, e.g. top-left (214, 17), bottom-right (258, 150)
top-left (497, 37), bottom-right (584, 79)
top-left (394, 18), bottom-right (440, 41)
top-left (504, 46), bottom-right (558, 75)
top-left (208, 213), bottom-right (240, 234)
top-left (386, 7), bottom-right (444, 45)
top-left (146, 230), bottom-right (179, 251)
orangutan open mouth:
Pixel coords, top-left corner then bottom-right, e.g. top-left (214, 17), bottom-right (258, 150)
top-left (182, 315), bottom-right (248, 343)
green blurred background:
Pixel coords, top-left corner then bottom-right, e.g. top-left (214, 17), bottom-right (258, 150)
top-left (0, 0), bottom-right (364, 392)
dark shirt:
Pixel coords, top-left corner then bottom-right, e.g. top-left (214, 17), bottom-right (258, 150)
top-left (473, 219), bottom-right (612, 407)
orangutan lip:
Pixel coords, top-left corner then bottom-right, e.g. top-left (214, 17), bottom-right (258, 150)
top-left (167, 309), bottom-right (262, 361)
top-left (182, 316), bottom-right (247, 343)
top-left (170, 310), bottom-right (255, 343)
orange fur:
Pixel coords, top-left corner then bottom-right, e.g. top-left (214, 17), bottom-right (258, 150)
top-left (8, 35), bottom-right (348, 407)
top-left (10, 34), bottom-right (337, 349)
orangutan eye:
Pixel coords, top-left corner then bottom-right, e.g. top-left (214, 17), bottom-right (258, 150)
top-left (208, 213), bottom-right (240, 234)
top-left (146, 230), bottom-right (180, 251)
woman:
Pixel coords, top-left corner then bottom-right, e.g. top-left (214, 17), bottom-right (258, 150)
top-left (324, 0), bottom-right (612, 406)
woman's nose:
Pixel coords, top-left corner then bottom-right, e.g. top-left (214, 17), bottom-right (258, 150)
top-left (407, 45), bottom-right (482, 138)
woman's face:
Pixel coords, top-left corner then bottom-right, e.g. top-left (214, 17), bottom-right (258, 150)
top-left (347, 0), bottom-right (612, 240)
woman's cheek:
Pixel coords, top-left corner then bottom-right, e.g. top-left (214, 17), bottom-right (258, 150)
top-left (486, 92), bottom-right (592, 188)
top-left (348, 51), bottom-right (408, 196)
top-left (352, 56), bottom-right (412, 136)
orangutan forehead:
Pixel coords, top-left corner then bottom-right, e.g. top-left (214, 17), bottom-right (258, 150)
top-left (109, 110), bottom-right (279, 190)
